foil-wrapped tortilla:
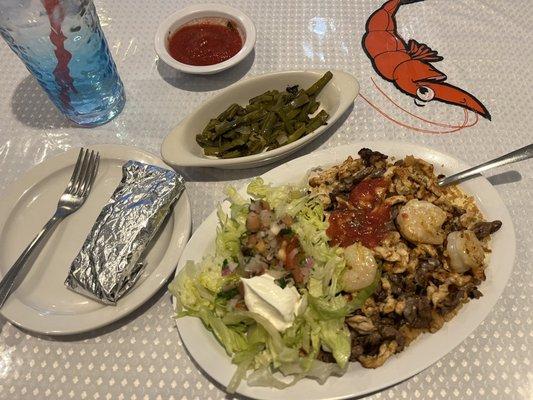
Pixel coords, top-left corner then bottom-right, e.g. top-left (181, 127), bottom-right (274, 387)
top-left (65, 160), bottom-right (185, 305)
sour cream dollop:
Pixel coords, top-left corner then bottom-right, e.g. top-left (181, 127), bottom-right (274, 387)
top-left (241, 274), bottom-right (306, 331)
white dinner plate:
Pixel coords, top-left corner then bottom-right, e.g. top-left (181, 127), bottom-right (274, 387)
top-left (0, 144), bottom-right (191, 335)
top-left (161, 70), bottom-right (359, 169)
top-left (173, 141), bottom-right (516, 400)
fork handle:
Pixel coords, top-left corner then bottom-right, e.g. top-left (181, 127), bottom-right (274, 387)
top-left (0, 214), bottom-right (63, 309)
top-left (438, 143), bottom-right (533, 187)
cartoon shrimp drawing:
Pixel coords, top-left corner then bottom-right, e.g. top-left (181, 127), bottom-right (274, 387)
top-left (362, 0), bottom-right (491, 125)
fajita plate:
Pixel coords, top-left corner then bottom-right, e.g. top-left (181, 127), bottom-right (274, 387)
top-left (172, 141), bottom-right (515, 400)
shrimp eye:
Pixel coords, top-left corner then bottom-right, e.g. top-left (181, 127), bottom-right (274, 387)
top-left (416, 86), bottom-right (435, 102)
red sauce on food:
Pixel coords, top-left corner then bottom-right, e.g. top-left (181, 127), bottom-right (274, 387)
top-left (326, 178), bottom-right (391, 248)
top-left (167, 23), bottom-right (243, 66)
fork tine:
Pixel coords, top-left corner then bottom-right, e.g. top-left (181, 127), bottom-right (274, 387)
top-left (89, 153), bottom-right (100, 192)
top-left (67, 148), bottom-right (86, 192)
top-left (76, 150), bottom-right (94, 195)
top-left (81, 151), bottom-right (99, 196)
top-left (72, 149), bottom-right (92, 195)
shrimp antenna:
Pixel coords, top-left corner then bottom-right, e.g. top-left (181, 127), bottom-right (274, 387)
top-left (370, 78), bottom-right (479, 129)
top-left (359, 90), bottom-right (476, 134)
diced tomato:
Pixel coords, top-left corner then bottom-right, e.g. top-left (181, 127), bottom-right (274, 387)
top-left (279, 235), bottom-right (306, 284)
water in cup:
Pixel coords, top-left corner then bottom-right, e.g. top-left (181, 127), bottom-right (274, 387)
top-left (0, 0), bottom-right (125, 126)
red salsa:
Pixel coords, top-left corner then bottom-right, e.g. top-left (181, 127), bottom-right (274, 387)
top-left (167, 22), bottom-right (243, 66)
top-left (326, 178), bottom-right (391, 248)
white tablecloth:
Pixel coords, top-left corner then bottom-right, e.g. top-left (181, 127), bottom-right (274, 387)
top-left (0, 1), bottom-right (531, 399)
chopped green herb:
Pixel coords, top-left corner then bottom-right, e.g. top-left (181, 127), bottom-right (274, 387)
top-left (279, 228), bottom-right (293, 236)
top-left (217, 287), bottom-right (239, 301)
top-left (275, 277), bottom-right (287, 289)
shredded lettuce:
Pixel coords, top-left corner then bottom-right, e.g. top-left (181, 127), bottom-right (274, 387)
top-left (227, 311), bottom-right (300, 364)
top-left (215, 205), bottom-right (245, 261)
top-left (245, 357), bottom-right (348, 390)
top-left (290, 194), bottom-right (346, 297)
top-left (247, 177), bottom-right (307, 218)
top-left (227, 347), bottom-right (259, 393)
top-left (170, 178), bottom-right (382, 393)
top-left (169, 261), bottom-right (214, 312)
top-left (318, 318), bottom-right (351, 368)
top-left (169, 267), bottom-right (246, 358)
top-left (246, 366), bottom-right (298, 389)
top-left (225, 186), bottom-right (249, 225)
top-left (246, 177), bottom-right (269, 198)
top-left (197, 307), bottom-right (249, 354)
top-left (308, 294), bottom-right (353, 320)
top-left (198, 260), bottom-right (240, 294)
top-left (279, 359), bottom-right (347, 384)
top-left (310, 266), bottom-right (381, 315)
top-left (300, 298), bottom-right (352, 368)
top-left (214, 186), bottom-right (249, 261)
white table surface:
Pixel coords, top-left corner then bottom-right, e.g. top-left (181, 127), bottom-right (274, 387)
top-left (0, 0), bottom-right (531, 399)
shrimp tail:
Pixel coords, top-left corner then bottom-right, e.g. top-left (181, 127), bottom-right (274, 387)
top-left (400, 0), bottom-right (425, 4)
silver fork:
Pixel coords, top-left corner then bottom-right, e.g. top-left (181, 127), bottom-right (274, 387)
top-left (0, 148), bottom-right (100, 308)
top-left (437, 143), bottom-right (532, 187)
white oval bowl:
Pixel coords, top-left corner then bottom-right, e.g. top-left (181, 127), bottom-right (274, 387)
top-left (154, 3), bottom-right (256, 75)
top-left (161, 70), bottom-right (359, 169)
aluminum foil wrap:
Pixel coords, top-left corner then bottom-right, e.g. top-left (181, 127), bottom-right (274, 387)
top-left (65, 160), bottom-right (185, 305)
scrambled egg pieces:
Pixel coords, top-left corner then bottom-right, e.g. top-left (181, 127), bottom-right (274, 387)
top-left (309, 148), bottom-right (501, 369)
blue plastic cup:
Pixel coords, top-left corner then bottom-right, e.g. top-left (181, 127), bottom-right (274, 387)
top-left (0, 0), bottom-right (125, 126)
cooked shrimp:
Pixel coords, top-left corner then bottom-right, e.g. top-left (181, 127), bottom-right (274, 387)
top-left (341, 243), bottom-right (378, 292)
top-left (446, 230), bottom-right (485, 274)
top-left (396, 199), bottom-right (447, 244)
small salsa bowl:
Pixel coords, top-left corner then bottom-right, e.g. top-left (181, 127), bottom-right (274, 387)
top-left (154, 4), bottom-right (256, 75)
